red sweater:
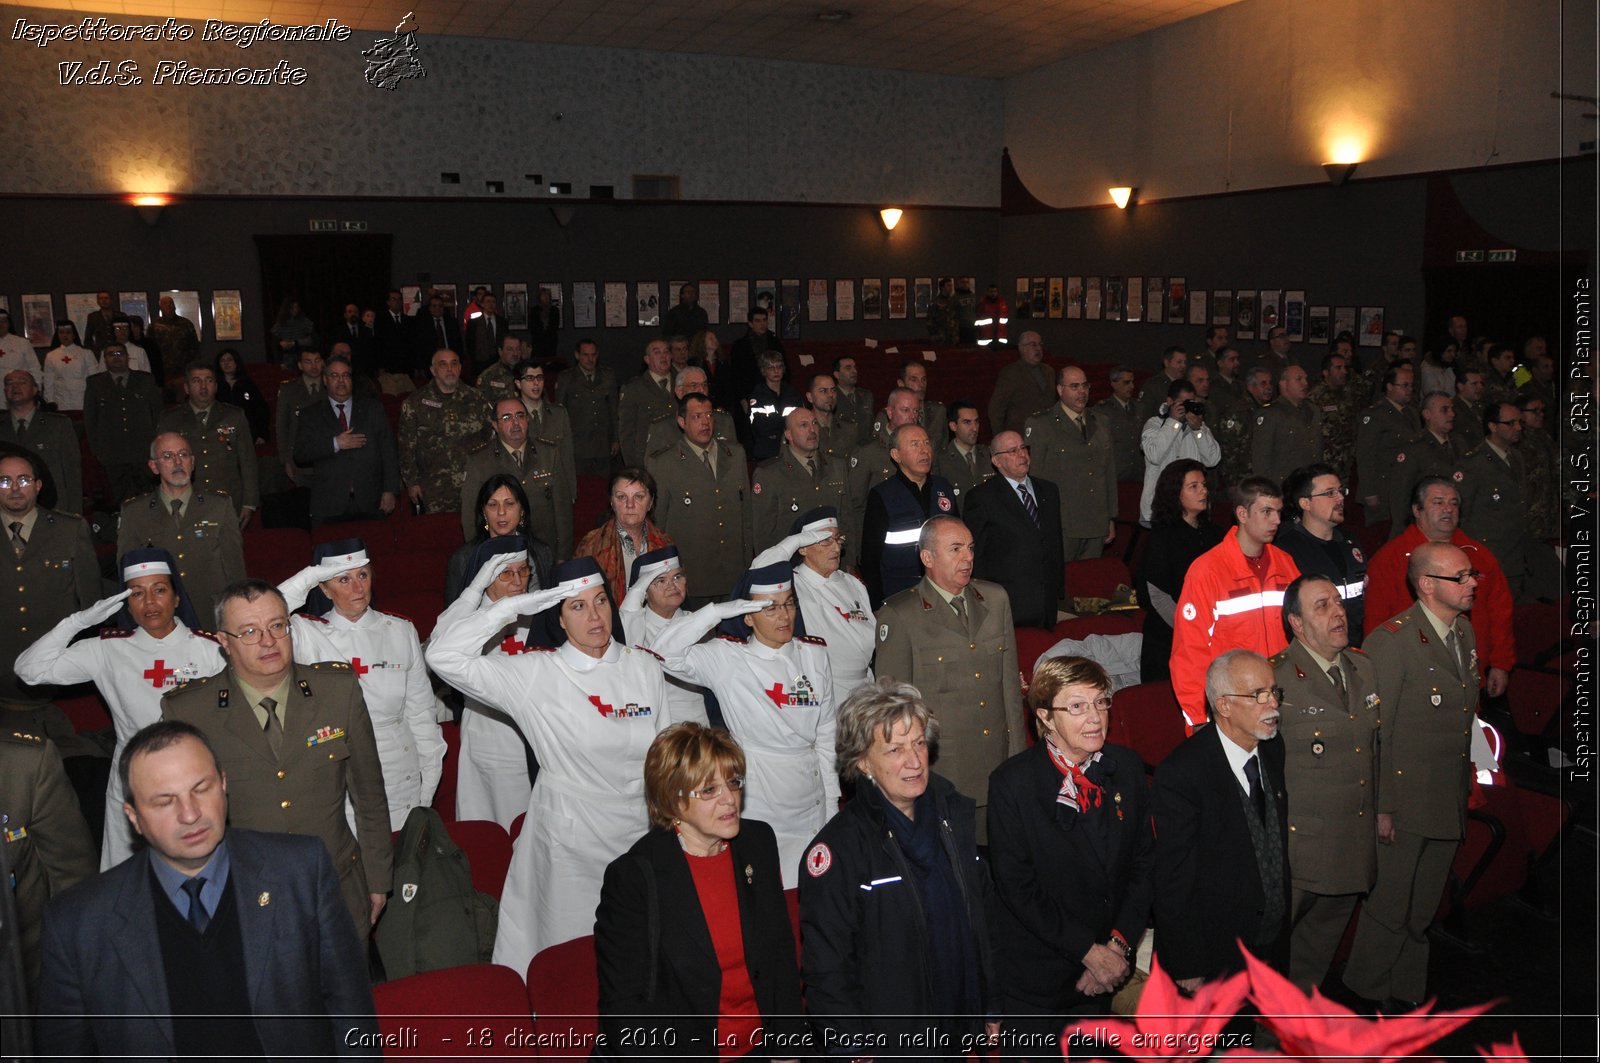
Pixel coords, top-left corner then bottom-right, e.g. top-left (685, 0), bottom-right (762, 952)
top-left (686, 847), bottom-right (761, 1060)
top-left (1362, 523), bottom-right (1515, 675)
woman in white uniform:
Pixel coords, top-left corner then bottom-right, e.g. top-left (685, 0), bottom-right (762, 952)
top-left (14, 548), bottom-right (224, 868)
top-left (617, 545), bottom-right (710, 727)
top-left (752, 507), bottom-right (875, 709)
top-left (651, 560), bottom-right (839, 887)
top-left (278, 537), bottom-right (446, 831)
top-left (426, 554), bottom-right (676, 975)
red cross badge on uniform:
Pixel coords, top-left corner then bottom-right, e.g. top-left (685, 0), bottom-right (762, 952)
top-left (765, 682), bottom-right (788, 708)
top-left (143, 659), bottom-right (175, 688)
top-left (805, 842), bottom-right (832, 878)
top-left (589, 694), bottom-right (615, 717)
top-left (350, 658), bottom-right (370, 675)
top-left (938, 495), bottom-right (952, 512)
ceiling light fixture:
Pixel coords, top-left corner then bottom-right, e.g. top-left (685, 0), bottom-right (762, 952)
top-left (879, 207), bottom-right (903, 232)
top-left (1108, 186), bottom-right (1135, 209)
top-left (127, 192), bottom-right (172, 225)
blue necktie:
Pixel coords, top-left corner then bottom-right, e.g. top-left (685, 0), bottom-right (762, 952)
top-left (181, 876), bottom-right (210, 932)
top-left (1018, 482), bottom-right (1039, 526)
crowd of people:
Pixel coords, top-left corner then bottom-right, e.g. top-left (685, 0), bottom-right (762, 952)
top-left (0, 285), bottom-right (1568, 1056)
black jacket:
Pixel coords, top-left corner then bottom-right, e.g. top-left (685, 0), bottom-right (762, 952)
top-left (1272, 520), bottom-right (1368, 645)
top-left (986, 742), bottom-right (1153, 1013)
top-left (963, 474), bottom-right (1064, 629)
top-left (798, 774), bottom-right (997, 1058)
top-left (596, 820), bottom-right (806, 1059)
top-left (291, 395), bottom-right (401, 526)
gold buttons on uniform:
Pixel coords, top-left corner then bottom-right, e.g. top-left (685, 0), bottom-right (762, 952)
top-left (280, 799), bottom-right (292, 809)
top-left (974, 672), bottom-right (982, 679)
top-left (982, 728), bottom-right (991, 736)
top-left (276, 769), bottom-right (286, 779)
top-left (968, 643), bottom-right (976, 650)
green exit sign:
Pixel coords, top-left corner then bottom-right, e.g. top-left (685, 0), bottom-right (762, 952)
top-left (309, 219), bottom-right (338, 232)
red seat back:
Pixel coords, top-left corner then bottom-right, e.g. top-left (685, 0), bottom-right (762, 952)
top-left (241, 526), bottom-right (313, 587)
top-left (1112, 682), bottom-right (1188, 769)
top-left (312, 517), bottom-right (398, 555)
top-left (372, 962), bottom-right (533, 1061)
top-left (445, 818), bottom-right (513, 900)
top-left (1506, 668), bottom-right (1564, 738)
top-left (432, 720), bottom-right (460, 822)
top-left (380, 589), bottom-right (444, 639)
top-left (55, 692), bottom-right (112, 734)
top-left (1065, 556), bottom-right (1132, 600)
top-left (527, 936), bottom-right (600, 1045)
top-left (574, 474), bottom-right (611, 538)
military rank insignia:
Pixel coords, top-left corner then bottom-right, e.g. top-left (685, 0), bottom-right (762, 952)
top-left (306, 725), bottom-right (346, 747)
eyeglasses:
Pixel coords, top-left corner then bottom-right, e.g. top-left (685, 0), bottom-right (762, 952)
top-left (684, 777), bottom-right (745, 801)
top-left (0, 475), bottom-right (36, 489)
top-left (993, 444), bottom-right (1031, 457)
top-left (1308, 487), bottom-right (1349, 499)
top-left (1425, 570), bottom-right (1481, 584)
top-left (758, 600), bottom-right (800, 613)
top-left (1053, 695), bottom-right (1113, 716)
top-left (155, 451), bottom-right (194, 463)
top-left (1220, 687), bottom-right (1284, 705)
top-left (651, 571), bottom-right (688, 587)
top-left (219, 619), bottom-right (291, 644)
top-left (519, 374), bottom-right (544, 383)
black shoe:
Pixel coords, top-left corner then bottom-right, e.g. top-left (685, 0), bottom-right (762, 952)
top-left (1379, 996), bottom-right (1422, 1015)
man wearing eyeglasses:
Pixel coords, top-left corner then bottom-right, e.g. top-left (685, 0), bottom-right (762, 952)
top-left (154, 365), bottom-right (259, 527)
top-left (963, 429), bottom-right (1064, 629)
top-left (292, 354), bottom-right (400, 528)
top-left (161, 578), bottom-right (392, 942)
top-left (1153, 649), bottom-right (1290, 992)
top-left (117, 432), bottom-right (246, 619)
top-left (398, 347), bottom-right (492, 516)
top-left (1459, 400), bottom-right (1561, 602)
top-left (1275, 465), bottom-right (1368, 645)
top-left (1342, 542), bottom-right (1481, 1012)
top-left (1, 369), bottom-right (82, 516)
top-left (460, 397), bottom-right (571, 558)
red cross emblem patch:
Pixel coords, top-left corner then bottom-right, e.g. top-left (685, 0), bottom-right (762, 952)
top-left (143, 659), bottom-right (175, 688)
top-left (805, 842), bottom-right (832, 878)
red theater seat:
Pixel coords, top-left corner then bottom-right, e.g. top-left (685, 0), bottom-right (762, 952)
top-left (55, 692), bottom-right (112, 734)
top-left (241, 526), bottom-right (312, 586)
top-left (445, 818), bottom-right (513, 900)
top-left (574, 474), bottom-right (610, 537)
top-left (1111, 682), bottom-right (1187, 770)
top-left (1506, 668), bottom-right (1564, 738)
top-left (1065, 556), bottom-right (1132, 600)
top-left (395, 510), bottom-right (466, 552)
top-left (312, 517), bottom-right (398, 555)
top-left (527, 936), bottom-right (600, 1047)
top-left (387, 548), bottom-right (447, 593)
top-left (432, 721), bottom-right (460, 822)
top-left (381, 589), bottom-right (444, 639)
top-left (372, 963), bottom-right (534, 1061)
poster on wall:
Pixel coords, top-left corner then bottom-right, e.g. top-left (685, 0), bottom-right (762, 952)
top-left (1212, 290), bottom-right (1233, 326)
top-left (1358, 306), bottom-right (1385, 346)
top-left (808, 280), bottom-right (829, 322)
top-left (1085, 277), bottom-right (1103, 321)
top-left (212, 290), bottom-right (243, 341)
top-left (1166, 278), bottom-right (1186, 324)
top-left (698, 279), bottom-right (721, 326)
top-left (636, 282), bottom-right (660, 327)
top-left (502, 283), bottom-right (529, 329)
top-left (1145, 277), bottom-right (1164, 324)
top-left (573, 282), bottom-right (597, 329)
top-left (914, 278), bottom-right (933, 320)
top-left (1055, 277), bottom-right (1071, 320)
top-left (753, 280), bottom-right (777, 317)
top-left (1258, 290), bottom-right (1282, 332)
top-left (1104, 277), bottom-right (1124, 322)
top-left (432, 284), bottom-right (460, 316)
top-left (168, 291), bottom-right (203, 335)
top-left (1235, 292), bottom-right (1258, 340)
top-left (779, 279), bottom-right (802, 340)
top-left (1332, 306), bottom-right (1357, 341)
top-left (1283, 290), bottom-right (1307, 341)
top-left (728, 281), bottom-right (750, 324)
top-left (400, 286), bottom-right (422, 316)
top-left (1126, 276), bottom-right (1143, 322)
top-left (833, 280), bottom-right (854, 321)
top-left (65, 293), bottom-right (99, 340)
top-left (888, 278), bottom-right (908, 320)
top-left (1188, 289), bottom-right (1207, 326)
top-left (1307, 306), bottom-right (1331, 344)
top-left (118, 291), bottom-right (150, 326)
top-left (1014, 278), bottom-right (1029, 318)
top-left (1030, 278), bottom-right (1047, 318)
top-left (861, 279), bottom-right (882, 319)
top-left (21, 294), bottom-right (53, 347)
top-left (603, 283), bottom-right (628, 328)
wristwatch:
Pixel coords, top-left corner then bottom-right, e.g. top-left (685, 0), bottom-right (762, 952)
top-left (1107, 933), bottom-right (1133, 962)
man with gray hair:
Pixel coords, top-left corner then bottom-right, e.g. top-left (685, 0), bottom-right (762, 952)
top-left (858, 423), bottom-right (956, 607)
top-left (1153, 649), bottom-right (1289, 990)
top-left (988, 331), bottom-right (1054, 435)
top-left (644, 364), bottom-right (735, 458)
top-left (154, 364), bottom-right (258, 525)
top-left (1093, 364), bottom-right (1144, 483)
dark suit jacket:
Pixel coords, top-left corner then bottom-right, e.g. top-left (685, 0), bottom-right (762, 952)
top-left (292, 395), bottom-right (401, 525)
top-left (964, 473), bottom-right (1064, 629)
top-left (987, 742), bottom-right (1153, 1013)
top-left (331, 319), bottom-right (377, 367)
top-left (412, 312), bottom-right (463, 368)
top-left (463, 314), bottom-right (508, 372)
top-left (373, 309), bottom-right (413, 373)
top-left (595, 820), bottom-right (804, 1056)
top-left (37, 829), bottom-right (377, 1058)
top-left (1151, 725), bottom-right (1289, 981)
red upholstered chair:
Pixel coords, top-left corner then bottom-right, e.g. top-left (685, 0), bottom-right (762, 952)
top-left (1014, 626), bottom-right (1067, 680)
top-left (1437, 777), bottom-right (1569, 931)
top-left (1116, 481), bottom-right (1143, 524)
top-left (1513, 599), bottom-right (1564, 668)
top-left (380, 589), bottom-right (444, 639)
top-left (1506, 668), bottom-right (1564, 738)
top-left (574, 474), bottom-right (611, 538)
top-left (445, 818), bottom-right (513, 900)
top-left (1064, 557), bottom-right (1132, 601)
top-left (396, 511), bottom-right (467, 553)
top-left (386, 549), bottom-right (447, 593)
top-left (1051, 613), bottom-right (1142, 642)
top-left (380, 393), bottom-right (404, 437)
top-left (372, 962), bottom-right (534, 1061)
top-left (55, 692), bottom-right (112, 734)
top-left (312, 517), bottom-right (398, 556)
top-left (1110, 682), bottom-right (1187, 770)
top-left (432, 720), bottom-right (460, 822)
top-left (241, 527), bottom-right (312, 587)
top-left (527, 936), bottom-right (600, 1046)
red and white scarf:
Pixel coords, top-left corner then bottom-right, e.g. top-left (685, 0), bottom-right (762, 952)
top-left (1046, 742), bottom-right (1103, 813)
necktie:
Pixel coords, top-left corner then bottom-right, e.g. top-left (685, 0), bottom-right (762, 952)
top-left (487, 319), bottom-right (495, 342)
top-left (804, 456), bottom-right (816, 479)
top-left (1328, 663), bottom-right (1348, 711)
top-left (117, 375), bottom-right (126, 388)
top-left (1079, 413), bottom-right (1090, 442)
top-left (170, 498), bottom-right (183, 525)
top-left (529, 408), bottom-right (541, 434)
top-left (8, 521), bottom-right (24, 555)
top-left (660, 376), bottom-right (671, 394)
top-left (1244, 756), bottom-right (1266, 821)
top-left (702, 447), bottom-right (715, 477)
top-left (261, 695), bottom-right (282, 757)
top-left (514, 448), bottom-right (526, 471)
top-left (13, 419), bottom-right (25, 435)
top-left (337, 403), bottom-right (349, 431)
top-left (197, 410), bottom-right (208, 427)
top-left (180, 876), bottom-right (210, 933)
top-left (436, 317), bottom-right (446, 345)
top-left (1018, 482), bottom-right (1039, 526)
top-left (350, 323), bottom-right (358, 338)
top-left (951, 594), bottom-right (970, 634)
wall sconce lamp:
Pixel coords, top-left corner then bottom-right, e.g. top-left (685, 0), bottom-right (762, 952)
top-left (1108, 186), bottom-right (1135, 210)
top-left (1322, 162), bottom-right (1359, 186)
top-left (129, 193), bottom-right (172, 226)
top-left (879, 207), bottom-right (904, 232)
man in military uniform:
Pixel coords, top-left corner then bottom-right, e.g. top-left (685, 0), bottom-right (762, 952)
top-left (1, 371), bottom-right (82, 516)
top-left (925, 277), bottom-right (959, 344)
top-left (1025, 365), bottom-right (1118, 561)
top-left (648, 393), bottom-right (753, 605)
top-left (874, 515), bottom-right (1022, 843)
top-left (896, 359), bottom-right (948, 450)
top-left (83, 343), bottom-right (163, 505)
top-left (161, 578), bottom-right (392, 941)
top-left (1211, 346), bottom-right (1248, 414)
top-left (935, 401), bottom-right (992, 501)
top-left (1343, 542), bottom-right (1480, 1011)
top-left (643, 365), bottom-right (736, 458)
top-left (1271, 573), bottom-right (1379, 993)
top-left (617, 339), bottom-right (677, 468)
top-left (1251, 365), bottom-right (1322, 488)
top-left (1, 454), bottom-right (101, 699)
top-left (831, 355), bottom-right (875, 448)
top-left (1251, 325), bottom-right (1297, 378)
top-left (1483, 344), bottom-right (1519, 407)
top-left (556, 338), bottom-right (619, 475)
top-left (1191, 324), bottom-right (1230, 375)
top-left (1354, 365), bottom-right (1420, 522)
top-left (459, 398), bottom-right (572, 558)
top-left (1387, 392), bottom-right (1469, 529)
top-left (147, 295), bottom-right (199, 379)
top-left (155, 365), bottom-right (259, 526)
top-left (845, 387), bottom-right (921, 548)
top-left (752, 407), bottom-right (851, 563)
top-left (1459, 401), bottom-right (1561, 602)
top-left (274, 349), bottom-right (324, 486)
top-left (1094, 365), bottom-right (1144, 483)
top-left (514, 358), bottom-right (577, 508)
top-left (1515, 395), bottom-right (1559, 541)
top-left (0, 727), bottom-right (95, 1007)
top-left (1137, 346), bottom-right (1189, 424)
top-left (399, 347), bottom-right (492, 516)
top-left (118, 433), bottom-right (245, 620)
top-left (988, 331), bottom-right (1054, 435)
top-left (474, 332), bottom-right (527, 400)
top-left (1451, 370), bottom-right (1488, 436)
top-left (1307, 351), bottom-right (1357, 484)
top-left (803, 372), bottom-right (848, 461)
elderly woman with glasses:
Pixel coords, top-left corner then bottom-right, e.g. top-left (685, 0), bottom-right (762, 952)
top-left (986, 656), bottom-right (1152, 1060)
top-left (798, 677), bottom-right (997, 1059)
top-left (595, 723), bottom-right (804, 1061)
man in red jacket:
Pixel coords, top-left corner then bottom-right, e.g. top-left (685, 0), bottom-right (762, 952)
top-left (1170, 476), bottom-right (1302, 731)
top-left (1362, 475), bottom-right (1514, 696)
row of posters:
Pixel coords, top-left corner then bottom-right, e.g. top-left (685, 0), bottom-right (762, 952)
top-left (1015, 277), bottom-right (1387, 346)
top-left (2, 290), bottom-right (240, 347)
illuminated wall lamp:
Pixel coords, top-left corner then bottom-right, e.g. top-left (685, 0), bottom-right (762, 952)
top-left (129, 193), bottom-right (172, 226)
top-left (1108, 186), bottom-right (1136, 210)
top-left (1322, 162), bottom-right (1359, 186)
top-left (879, 207), bottom-right (904, 232)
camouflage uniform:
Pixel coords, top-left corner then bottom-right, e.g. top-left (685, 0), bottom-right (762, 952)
top-left (1308, 381), bottom-right (1358, 483)
top-left (398, 381), bottom-right (493, 514)
top-left (1215, 397), bottom-right (1263, 489)
top-left (1518, 428), bottom-right (1559, 540)
top-left (926, 294), bottom-right (959, 344)
top-left (475, 361), bottom-right (520, 402)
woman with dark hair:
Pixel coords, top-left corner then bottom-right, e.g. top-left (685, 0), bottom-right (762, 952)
top-left (270, 297), bottom-right (318, 364)
top-left (691, 328), bottom-right (734, 412)
top-left (575, 466), bottom-right (673, 602)
top-left (445, 472), bottom-right (555, 601)
top-left (426, 553), bottom-right (676, 974)
top-left (987, 656), bottom-right (1152, 1060)
top-left (596, 723), bottom-right (804, 1060)
top-left (213, 347), bottom-right (270, 443)
top-left (1134, 458), bottom-right (1223, 682)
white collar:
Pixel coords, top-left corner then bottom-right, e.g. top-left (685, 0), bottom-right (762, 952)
top-left (559, 638), bottom-right (620, 671)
